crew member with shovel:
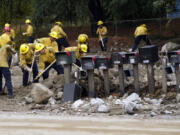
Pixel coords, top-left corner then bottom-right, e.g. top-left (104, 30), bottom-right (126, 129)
top-left (34, 43), bottom-right (64, 80)
top-left (96, 20), bottom-right (108, 51)
top-left (19, 43), bottom-right (38, 86)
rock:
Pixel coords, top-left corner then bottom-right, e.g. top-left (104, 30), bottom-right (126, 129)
top-left (42, 81), bottom-right (53, 89)
top-left (56, 91), bottom-right (63, 100)
top-left (72, 99), bottom-right (84, 109)
top-left (123, 93), bottom-right (141, 103)
top-left (161, 42), bottom-right (180, 53)
top-left (114, 99), bottom-right (123, 105)
top-left (97, 105), bottom-right (110, 113)
top-left (176, 94), bottom-right (180, 102)
top-left (31, 83), bottom-right (53, 104)
top-left (90, 98), bottom-right (104, 106)
top-left (48, 97), bottom-right (56, 105)
top-left (150, 111), bottom-right (157, 117)
top-left (123, 101), bottom-right (136, 114)
top-left (24, 96), bottom-right (33, 104)
top-left (163, 110), bottom-right (173, 114)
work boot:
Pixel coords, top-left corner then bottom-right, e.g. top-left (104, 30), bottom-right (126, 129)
top-left (8, 94), bottom-right (14, 99)
top-left (0, 91), bottom-right (6, 95)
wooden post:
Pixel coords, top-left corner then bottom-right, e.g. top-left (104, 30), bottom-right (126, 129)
top-left (87, 69), bottom-right (95, 97)
top-left (161, 57), bottom-right (167, 94)
top-left (133, 64), bottom-right (140, 94)
top-left (118, 65), bottom-right (125, 96)
top-left (64, 64), bottom-right (71, 84)
top-left (175, 64), bottom-right (180, 93)
top-left (103, 69), bottom-right (110, 97)
top-left (147, 63), bottom-right (155, 94)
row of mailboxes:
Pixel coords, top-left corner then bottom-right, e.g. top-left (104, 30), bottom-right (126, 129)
top-left (55, 45), bottom-right (160, 68)
top-left (111, 45), bottom-right (159, 65)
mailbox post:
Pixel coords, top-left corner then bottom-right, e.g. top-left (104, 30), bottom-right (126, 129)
top-left (111, 52), bottom-right (125, 96)
top-left (81, 56), bottom-right (97, 97)
top-left (161, 56), bottom-right (168, 94)
top-left (139, 45), bottom-right (159, 94)
top-left (55, 51), bottom-right (76, 84)
top-left (124, 52), bottom-right (140, 94)
top-left (168, 50), bottom-right (180, 93)
top-left (95, 57), bottom-right (112, 97)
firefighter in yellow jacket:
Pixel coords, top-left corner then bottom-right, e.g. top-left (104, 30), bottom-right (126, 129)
top-left (131, 24), bottom-right (151, 52)
top-left (22, 19), bottom-right (34, 43)
top-left (0, 27), bottom-right (12, 48)
top-left (78, 34), bottom-right (90, 52)
top-left (0, 45), bottom-right (16, 98)
top-left (35, 43), bottom-right (64, 80)
top-left (19, 44), bottom-right (38, 86)
top-left (64, 44), bottom-right (88, 67)
top-left (96, 20), bottom-right (108, 51)
top-left (35, 31), bottom-right (59, 52)
top-left (51, 21), bottom-right (69, 51)
top-left (4, 23), bottom-right (15, 40)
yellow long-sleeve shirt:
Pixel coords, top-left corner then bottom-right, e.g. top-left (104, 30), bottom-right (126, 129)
top-left (51, 25), bottom-right (67, 38)
top-left (96, 26), bottom-right (108, 40)
top-left (0, 33), bottom-right (11, 48)
top-left (0, 45), bottom-right (16, 68)
top-left (19, 44), bottom-right (35, 69)
top-left (26, 25), bottom-right (33, 37)
top-left (134, 25), bottom-right (148, 37)
top-left (38, 47), bottom-right (56, 72)
top-left (38, 37), bottom-right (58, 52)
top-left (64, 46), bottom-right (84, 60)
top-left (11, 29), bottom-right (15, 40)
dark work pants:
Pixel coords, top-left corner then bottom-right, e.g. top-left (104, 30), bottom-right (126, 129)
top-left (99, 37), bottom-right (108, 51)
top-left (0, 67), bottom-right (13, 95)
top-left (56, 37), bottom-right (69, 51)
top-left (27, 36), bottom-right (34, 43)
top-left (21, 62), bottom-right (39, 86)
top-left (43, 62), bottom-right (64, 80)
top-left (131, 35), bottom-right (151, 52)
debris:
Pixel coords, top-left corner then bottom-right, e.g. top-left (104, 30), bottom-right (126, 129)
top-left (24, 96), bottom-right (33, 104)
top-left (150, 111), bottom-right (157, 117)
top-left (56, 91), bottom-right (63, 100)
top-left (31, 83), bottom-right (53, 104)
top-left (176, 94), bottom-right (180, 102)
top-left (72, 99), bottom-right (84, 109)
top-left (90, 98), bottom-right (104, 106)
top-left (48, 97), bottom-right (56, 105)
top-left (97, 105), bottom-right (110, 113)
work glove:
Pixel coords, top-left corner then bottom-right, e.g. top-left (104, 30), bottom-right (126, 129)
top-left (34, 39), bottom-right (40, 43)
top-left (22, 32), bottom-right (26, 36)
top-left (25, 66), bottom-right (32, 72)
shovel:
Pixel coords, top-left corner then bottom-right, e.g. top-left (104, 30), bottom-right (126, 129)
top-left (27, 53), bottom-right (36, 84)
top-left (33, 60), bottom-right (56, 81)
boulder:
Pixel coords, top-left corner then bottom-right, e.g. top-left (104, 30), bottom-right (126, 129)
top-left (161, 42), bottom-right (180, 53)
top-left (31, 83), bottom-right (53, 104)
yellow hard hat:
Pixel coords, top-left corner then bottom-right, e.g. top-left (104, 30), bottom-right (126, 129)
top-left (80, 44), bottom-right (88, 53)
top-left (25, 19), bottom-right (31, 24)
top-left (98, 20), bottom-right (103, 26)
top-left (35, 43), bottom-right (45, 52)
top-left (5, 23), bottom-right (10, 27)
top-left (20, 44), bottom-right (29, 54)
top-left (55, 21), bottom-right (62, 26)
top-left (49, 31), bottom-right (58, 39)
top-left (78, 35), bottom-right (87, 43)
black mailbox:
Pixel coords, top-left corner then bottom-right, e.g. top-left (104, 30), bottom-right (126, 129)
top-left (81, 55), bottom-right (97, 70)
top-left (124, 52), bottom-right (139, 64)
top-left (139, 45), bottom-right (159, 64)
top-left (111, 52), bottom-right (126, 65)
top-left (168, 50), bottom-right (180, 64)
top-left (95, 57), bottom-right (113, 70)
top-left (55, 51), bottom-right (76, 65)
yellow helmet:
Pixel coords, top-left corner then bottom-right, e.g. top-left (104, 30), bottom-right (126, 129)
top-left (98, 20), bottom-right (103, 26)
top-left (80, 44), bottom-right (88, 53)
top-left (35, 43), bottom-right (45, 52)
top-left (78, 35), bottom-right (87, 43)
top-left (25, 19), bottom-right (31, 24)
top-left (49, 31), bottom-right (58, 39)
top-left (55, 21), bottom-right (62, 26)
top-left (20, 44), bottom-right (29, 54)
top-left (5, 23), bottom-right (10, 27)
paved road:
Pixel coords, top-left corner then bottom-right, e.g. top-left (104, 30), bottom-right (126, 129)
top-left (0, 114), bottom-right (180, 135)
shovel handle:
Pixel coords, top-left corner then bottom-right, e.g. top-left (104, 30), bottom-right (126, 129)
top-left (34, 60), bottom-right (56, 81)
